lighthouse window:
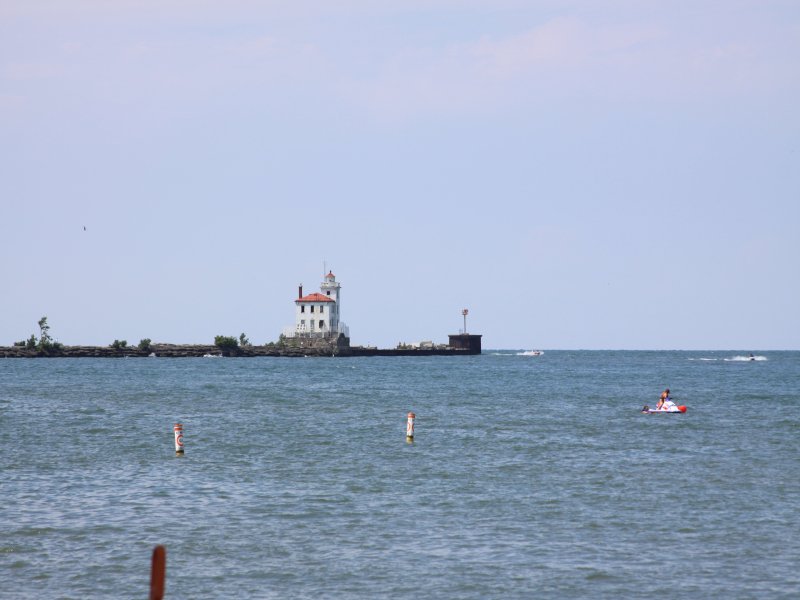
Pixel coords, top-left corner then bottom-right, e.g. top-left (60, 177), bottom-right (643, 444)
top-left (301, 306), bottom-right (305, 313)
top-left (319, 320), bottom-right (325, 329)
top-left (326, 291), bottom-right (330, 296)
top-left (319, 305), bottom-right (324, 313)
top-left (310, 306), bottom-right (314, 313)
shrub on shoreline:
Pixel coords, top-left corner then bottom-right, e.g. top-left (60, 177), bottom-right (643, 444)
top-left (214, 335), bottom-right (239, 350)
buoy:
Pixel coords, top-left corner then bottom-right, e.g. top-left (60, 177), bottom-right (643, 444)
top-left (678, 405), bottom-right (687, 413)
top-left (174, 423), bottom-right (184, 456)
top-left (406, 412), bottom-right (415, 441)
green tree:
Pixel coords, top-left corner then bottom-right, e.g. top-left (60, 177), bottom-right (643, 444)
top-left (111, 339), bottom-right (128, 350)
top-left (36, 317), bottom-right (62, 353)
top-left (38, 316), bottom-right (51, 345)
top-left (13, 335), bottom-right (36, 348)
top-left (214, 335), bottom-right (239, 350)
top-left (239, 333), bottom-right (250, 347)
top-left (138, 338), bottom-right (152, 352)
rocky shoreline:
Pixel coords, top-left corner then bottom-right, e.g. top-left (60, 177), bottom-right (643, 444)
top-left (0, 338), bottom-right (478, 358)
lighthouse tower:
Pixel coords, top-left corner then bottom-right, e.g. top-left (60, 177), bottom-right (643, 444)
top-left (320, 271), bottom-right (341, 334)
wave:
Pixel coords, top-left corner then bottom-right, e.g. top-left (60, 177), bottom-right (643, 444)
top-left (517, 350), bottom-right (544, 357)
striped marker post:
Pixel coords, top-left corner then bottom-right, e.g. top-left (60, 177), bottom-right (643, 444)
top-left (406, 412), bottom-right (415, 442)
top-left (174, 423), bottom-right (184, 456)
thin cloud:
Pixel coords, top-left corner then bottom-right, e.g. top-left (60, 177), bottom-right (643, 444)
top-left (2, 2), bottom-right (797, 125)
top-left (341, 16), bottom-right (799, 122)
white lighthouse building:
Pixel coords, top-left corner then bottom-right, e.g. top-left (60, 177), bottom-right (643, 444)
top-left (283, 271), bottom-right (348, 339)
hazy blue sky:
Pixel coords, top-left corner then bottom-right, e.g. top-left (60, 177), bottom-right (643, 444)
top-left (2, 1), bottom-right (798, 349)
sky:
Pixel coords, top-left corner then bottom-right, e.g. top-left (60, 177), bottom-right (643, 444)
top-left (1, 0), bottom-right (798, 350)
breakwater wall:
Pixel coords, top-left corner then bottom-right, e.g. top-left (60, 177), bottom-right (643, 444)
top-left (0, 344), bottom-right (336, 358)
top-left (348, 347), bottom-right (475, 357)
top-left (0, 341), bottom-right (479, 358)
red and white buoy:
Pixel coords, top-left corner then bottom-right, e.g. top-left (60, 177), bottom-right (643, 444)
top-left (174, 423), bottom-right (184, 456)
top-left (406, 412), bottom-right (415, 441)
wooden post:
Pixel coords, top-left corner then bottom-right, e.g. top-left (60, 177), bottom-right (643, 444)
top-left (149, 545), bottom-right (166, 600)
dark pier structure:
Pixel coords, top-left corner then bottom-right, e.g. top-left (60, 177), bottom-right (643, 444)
top-left (447, 333), bottom-right (483, 354)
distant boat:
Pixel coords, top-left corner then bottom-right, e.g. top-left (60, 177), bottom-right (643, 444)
top-left (518, 350), bottom-right (543, 357)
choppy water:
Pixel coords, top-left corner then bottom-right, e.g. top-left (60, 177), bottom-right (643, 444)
top-left (2, 351), bottom-right (799, 599)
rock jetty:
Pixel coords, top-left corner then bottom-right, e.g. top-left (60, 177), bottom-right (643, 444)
top-left (1, 336), bottom-right (478, 358)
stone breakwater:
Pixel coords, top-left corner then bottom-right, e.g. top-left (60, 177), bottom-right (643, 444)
top-left (0, 339), bottom-right (478, 358)
top-left (0, 343), bottom-right (339, 358)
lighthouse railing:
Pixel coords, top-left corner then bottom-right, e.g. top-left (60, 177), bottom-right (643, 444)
top-left (281, 322), bottom-right (349, 340)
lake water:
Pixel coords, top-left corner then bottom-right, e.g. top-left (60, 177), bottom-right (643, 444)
top-left (2, 351), bottom-right (798, 599)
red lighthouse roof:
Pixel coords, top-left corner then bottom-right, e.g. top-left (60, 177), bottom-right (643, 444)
top-left (296, 292), bottom-right (334, 303)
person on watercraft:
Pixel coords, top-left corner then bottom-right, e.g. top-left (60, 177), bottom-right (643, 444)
top-left (656, 388), bottom-right (670, 410)
top-left (660, 398), bottom-right (678, 412)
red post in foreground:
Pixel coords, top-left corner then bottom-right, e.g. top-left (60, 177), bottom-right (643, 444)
top-left (406, 412), bottom-right (415, 441)
top-left (174, 423), bottom-right (184, 456)
top-left (149, 545), bottom-right (166, 600)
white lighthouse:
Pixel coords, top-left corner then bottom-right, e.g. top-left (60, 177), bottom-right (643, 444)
top-left (284, 271), bottom-right (348, 339)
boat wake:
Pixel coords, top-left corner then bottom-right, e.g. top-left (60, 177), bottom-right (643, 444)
top-left (690, 355), bottom-right (767, 362)
top-left (517, 350), bottom-right (544, 357)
